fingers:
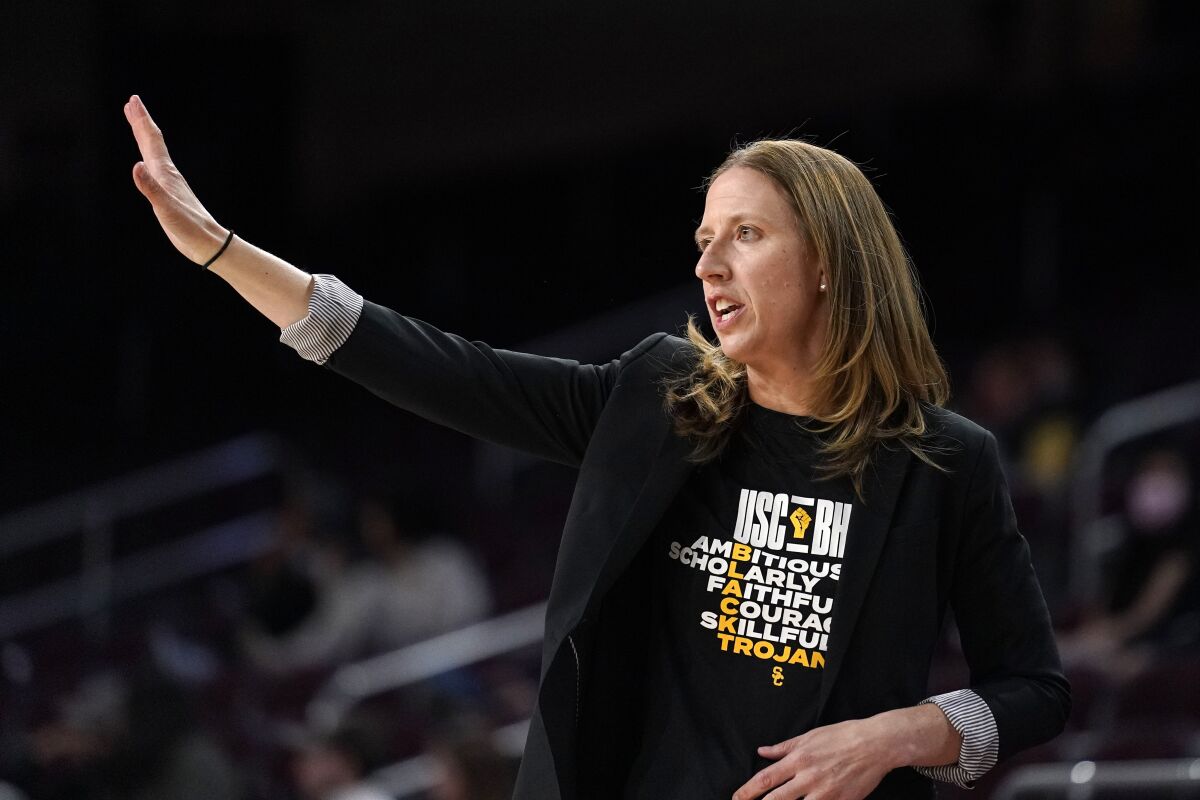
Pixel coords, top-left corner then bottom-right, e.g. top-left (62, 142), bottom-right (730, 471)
top-left (734, 737), bottom-right (806, 800)
top-left (124, 94), bottom-right (171, 164)
top-left (733, 775), bottom-right (808, 800)
top-left (733, 765), bottom-right (790, 800)
top-left (760, 777), bottom-right (808, 800)
top-left (758, 734), bottom-right (802, 758)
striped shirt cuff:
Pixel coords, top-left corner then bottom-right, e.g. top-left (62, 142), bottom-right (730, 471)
top-left (913, 689), bottom-right (998, 788)
top-left (279, 274), bottom-right (364, 364)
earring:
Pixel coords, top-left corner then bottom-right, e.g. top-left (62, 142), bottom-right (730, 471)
top-left (820, 283), bottom-right (827, 291)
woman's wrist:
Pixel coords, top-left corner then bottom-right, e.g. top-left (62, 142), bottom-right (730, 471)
top-left (194, 220), bottom-right (230, 264)
top-left (864, 708), bottom-right (915, 771)
top-left (869, 705), bottom-right (961, 771)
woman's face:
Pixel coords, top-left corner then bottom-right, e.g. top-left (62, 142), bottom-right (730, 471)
top-left (694, 166), bottom-right (827, 373)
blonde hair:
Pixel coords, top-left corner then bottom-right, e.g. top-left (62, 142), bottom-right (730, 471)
top-left (663, 139), bottom-right (950, 498)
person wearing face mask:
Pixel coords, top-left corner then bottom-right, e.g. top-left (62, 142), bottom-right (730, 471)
top-left (124, 94), bottom-right (1069, 800)
top-left (1061, 448), bottom-right (1198, 676)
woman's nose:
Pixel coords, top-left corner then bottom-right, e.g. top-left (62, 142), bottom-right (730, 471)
top-left (694, 246), bottom-right (729, 282)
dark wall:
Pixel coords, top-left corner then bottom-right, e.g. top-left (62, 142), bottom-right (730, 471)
top-left (3, 0), bottom-right (1198, 509)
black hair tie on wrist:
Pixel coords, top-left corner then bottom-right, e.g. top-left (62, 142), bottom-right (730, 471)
top-left (202, 230), bottom-right (235, 270)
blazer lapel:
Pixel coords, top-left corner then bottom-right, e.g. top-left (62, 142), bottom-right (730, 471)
top-left (814, 443), bottom-right (913, 722)
top-left (585, 427), bottom-right (694, 617)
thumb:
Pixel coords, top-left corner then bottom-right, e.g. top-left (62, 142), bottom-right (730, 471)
top-left (131, 161), bottom-right (163, 201)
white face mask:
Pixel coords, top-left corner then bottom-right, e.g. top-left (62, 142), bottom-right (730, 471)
top-left (1127, 466), bottom-right (1191, 533)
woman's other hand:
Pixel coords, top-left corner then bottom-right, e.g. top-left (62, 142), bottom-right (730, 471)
top-left (731, 704), bottom-right (962, 800)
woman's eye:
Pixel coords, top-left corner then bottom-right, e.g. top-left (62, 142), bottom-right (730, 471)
top-left (696, 239), bottom-right (711, 252)
top-left (737, 226), bottom-right (754, 240)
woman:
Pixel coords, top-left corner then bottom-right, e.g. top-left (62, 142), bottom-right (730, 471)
top-left (125, 94), bottom-right (1069, 800)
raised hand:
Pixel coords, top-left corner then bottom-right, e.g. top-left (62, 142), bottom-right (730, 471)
top-left (125, 94), bottom-right (229, 265)
top-left (124, 94), bottom-right (312, 327)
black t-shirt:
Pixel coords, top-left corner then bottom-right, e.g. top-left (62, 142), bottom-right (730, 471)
top-left (624, 403), bottom-right (863, 799)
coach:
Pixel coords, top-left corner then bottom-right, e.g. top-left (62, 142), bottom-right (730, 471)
top-left (125, 94), bottom-right (1069, 800)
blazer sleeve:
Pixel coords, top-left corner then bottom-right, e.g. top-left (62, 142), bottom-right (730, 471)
top-left (323, 297), bottom-right (666, 468)
top-left (950, 430), bottom-right (1071, 762)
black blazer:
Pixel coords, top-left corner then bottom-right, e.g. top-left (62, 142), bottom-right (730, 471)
top-left (326, 300), bottom-right (1070, 800)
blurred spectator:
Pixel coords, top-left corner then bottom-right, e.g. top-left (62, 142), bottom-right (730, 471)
top-left (243, 475), bottom-right (352, 640)
top-left (1060, 448), bottom-right (1199, 677)
top-left (17, 669), bottom-right (240, 800)
top-left (1016, 336), bottom-right (1080, 493)
top-left (964, 342), bottom-right (1036, 455)
top-left (959, 334), bottom-right (1082, 605)
top-left (426, 717), bottom-right (517, 800)
top-left (244, 492), bottom-right (492, 673)
top-left (23, 671), bottom-right (124, 798)
top-left (961, 334), bottom-right (1080, 490)
top-left (291, 714), bottom-right (394, 800)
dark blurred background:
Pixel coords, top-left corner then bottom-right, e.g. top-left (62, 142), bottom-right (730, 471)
top-left (2, 1), bottom-right (1199, 798)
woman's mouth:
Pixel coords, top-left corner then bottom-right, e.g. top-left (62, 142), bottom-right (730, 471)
top-left (714, 301), bottom-right (745, 329)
